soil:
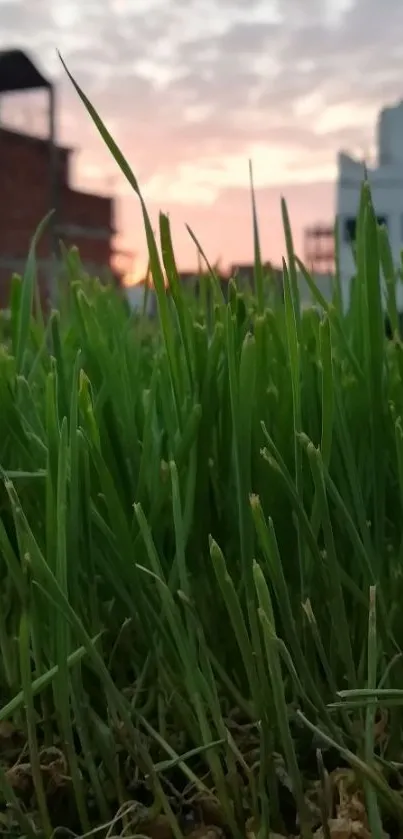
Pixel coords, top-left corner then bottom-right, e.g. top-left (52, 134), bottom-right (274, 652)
top-left (0, 715), bottom-right (401, 839)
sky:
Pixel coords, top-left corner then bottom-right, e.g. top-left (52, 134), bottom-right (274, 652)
top-left (1, 0), bottom-right (403, 281)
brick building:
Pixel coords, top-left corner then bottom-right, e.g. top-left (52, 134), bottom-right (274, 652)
top-left (0, 49), bottom-right (119, 309)
top-left (0, 127), bottom-right (116, 308)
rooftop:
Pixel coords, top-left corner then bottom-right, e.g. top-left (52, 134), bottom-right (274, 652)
top-left (0, 49), bottom-right (51, 94)
top-left (0, 126), bottom-right (71, 156)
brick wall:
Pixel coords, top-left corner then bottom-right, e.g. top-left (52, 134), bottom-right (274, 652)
top-left (58, 187), bottom-right (113, 267)
top-left (0, 127), bottom-right (114, 308)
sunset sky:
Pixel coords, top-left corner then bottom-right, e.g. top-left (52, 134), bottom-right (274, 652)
top-left (1, 0), bottom-right (403, 280)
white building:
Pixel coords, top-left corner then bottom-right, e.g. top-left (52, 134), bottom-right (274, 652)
top-left (336, 100), bottom-right (403, 311)
top-left (125, 281), bottom-right (156, 316)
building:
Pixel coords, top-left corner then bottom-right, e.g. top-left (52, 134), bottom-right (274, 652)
top-left (0, 127), bottom-right (116, 306)
top-left (336, 100), bottom-right (403, 311)
top-left (126, 279), bottom-right (157, 317)
top-left (0, 49), bottom-right (119, 309)
top-left (229, 263), bottom-right (257, 293)
top-left (304, 225), bottom-right (335, 275)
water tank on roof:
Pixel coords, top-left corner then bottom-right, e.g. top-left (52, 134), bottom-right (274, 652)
top-left (378, 100), bottom-right (403, 166)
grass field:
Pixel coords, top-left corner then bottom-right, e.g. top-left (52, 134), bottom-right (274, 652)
top-left (1, 65), bottom-right (403, 839)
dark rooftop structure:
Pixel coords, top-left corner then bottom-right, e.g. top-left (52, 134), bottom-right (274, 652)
top-left (0, 49), bottom-right (121, 307)
top-left (0, 49), bottom-right (52, 93)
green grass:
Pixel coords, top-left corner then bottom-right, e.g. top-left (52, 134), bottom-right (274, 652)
top-left (0, 63), bottom-right (403, 839)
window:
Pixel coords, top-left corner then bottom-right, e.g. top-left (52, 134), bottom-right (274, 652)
top-left (344, 217), bottom-right (357, 243)
top-left (344, 215), bottom-right (388, 244)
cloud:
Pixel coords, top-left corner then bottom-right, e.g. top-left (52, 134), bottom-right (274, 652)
top-left (1, 0), bottom-right (402, 268)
